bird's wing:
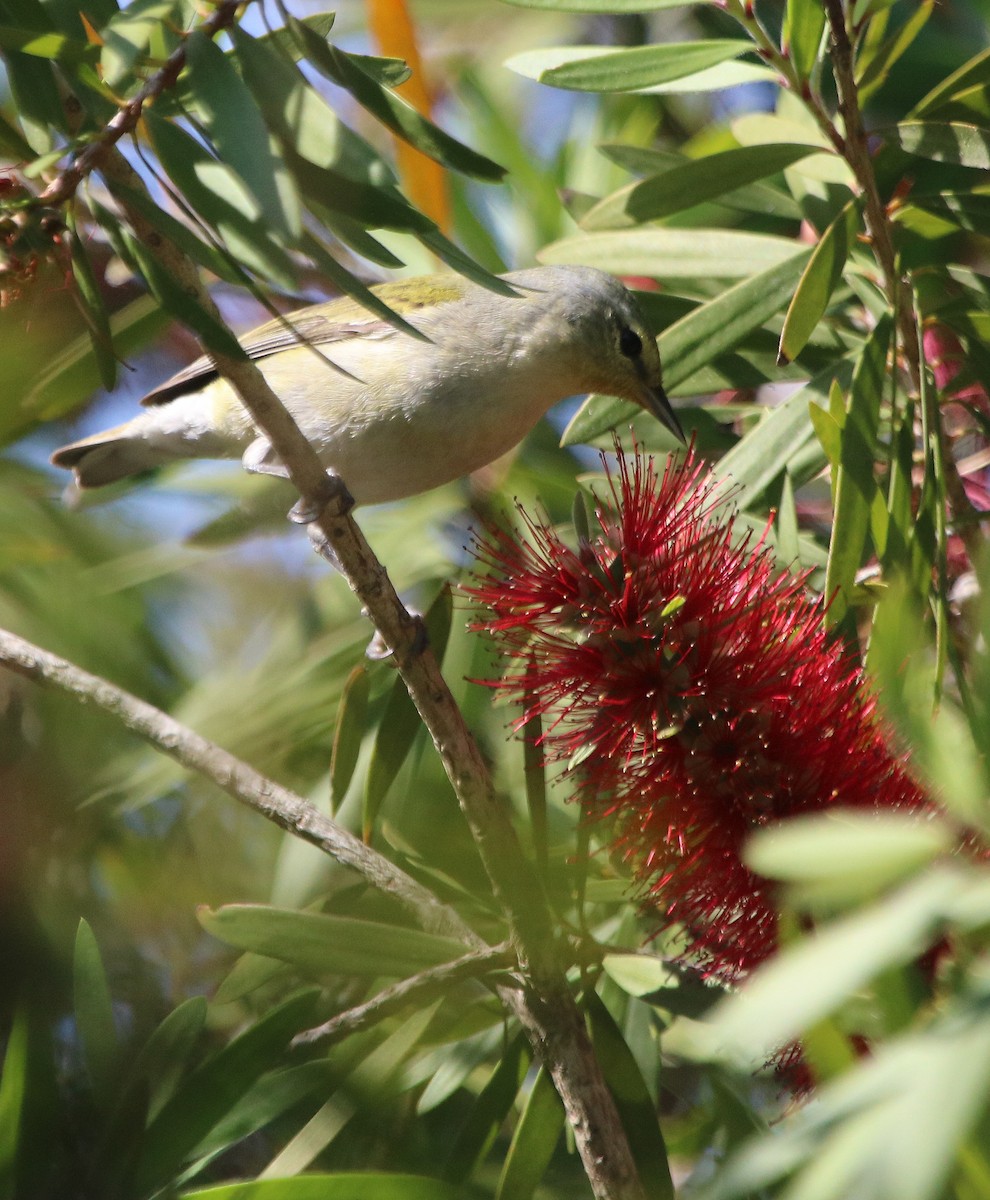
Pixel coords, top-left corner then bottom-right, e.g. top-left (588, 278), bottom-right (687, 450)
top-left (140, 276), bottom-right (470, 408)
top-left (140, 310), bottom-right (398, 407)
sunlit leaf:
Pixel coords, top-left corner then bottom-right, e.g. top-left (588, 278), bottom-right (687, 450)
top-left (506, 40), bottom-right (749, 93)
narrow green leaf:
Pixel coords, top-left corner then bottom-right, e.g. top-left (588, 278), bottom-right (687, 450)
top-left (912, 46), bottom-right (990, 117)
top-left (73, 919), bottom-right (119, 1108)
top-left (712, 358), bottom-right (853, 508)
top-left (500, 0), bottom-right (696, 9)
top-left (290, 21), bottom-right (504, 181)
top-left (145, 111), bottom-right (298, 288)
top-left (0, 23), bottom-right (97, 62)
top-left (0, 1008), bottom-right (29, 1181)
top-left (745, 811), bottom-right (955, 905)
top-left (703, 869), bottom-right (965, 1065)
top-left (24, 292), bottom-right (168, 421)
top-left (103, 176), bottom-right (245, 284)
top-left (329, 665), bottom-right (370, 813)
top-left (199, 905), bottom-right (466, 979)
top-left (231, 27), bottom-right (392, 187)
top-left (128, 996), bottom-right (208, 1122)
top-left (364, 588), bottom-right (452, 837)
top-left (99, 0), bottom-right (178, 89)
top-left (66, 211), bottom-right (116, 391)
top-left (779, 201), bottom-right (858, 364)
top-left (582, 143), bottom-right (818, 230)
top-left (782, 0), bottom-right (825, 80)
top-left (776, 471), bottom-right (800, 565)
top-left (543, 227), bottom-right (802, 279)
top-left (823, 318), bottom-right (890, 626)
top-left (561, 250), bottom-right (810, 445)
top-left (586, 993), bottom-right (674, 1199)
top-left (856, 0), bottom-right (933, 103)
top-left (495, 1067), bottom-right (564, 1200)
top-left (182, 1172), bottom-right (464, 1198)
top-left (135, 990), bottom-right (319, 1193)
top-left (887, 121), bottom-right (990, 168)
top-left (444, 1035), bottom-right (531, 1184)
top-left (185, 31), bottom-right (299, 240)
top-left (507, 40), bottom-right (749, 93)
top-left (118, 228), bottom-right (247, 362)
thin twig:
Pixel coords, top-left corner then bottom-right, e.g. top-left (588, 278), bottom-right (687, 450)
top-left (292, 943), bottom-right (516, 1047)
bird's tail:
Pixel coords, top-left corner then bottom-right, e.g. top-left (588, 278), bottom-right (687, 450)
top-left (50, 418), bottom-right (167, 488)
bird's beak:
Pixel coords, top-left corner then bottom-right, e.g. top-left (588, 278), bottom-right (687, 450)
top-left (638, 381), bottom-right (686, 446)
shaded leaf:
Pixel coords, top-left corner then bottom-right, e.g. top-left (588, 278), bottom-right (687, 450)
top-left (330, 665), bottom-right (370, 814)
top-left (887, 121), bottom-right (990, 168)
top-left (444, 1034), bottom-right (531, 1184)
top-left (495, 1067), bottom-right (564, 1200)
top-left (73, 919), bottom-right (118, 1108)
top-left (185, 31), bottom-right (299, 240)
top-left (198, 905), bottom-right (467, 978)
top-left (783, 0), bottom-right (825, 80)
top-left (779, 201), bottom-right (859, 364)
top-left (134, 991), bottom-right (319, 1193)
top-left (581, 143), bottom-right (818, 230)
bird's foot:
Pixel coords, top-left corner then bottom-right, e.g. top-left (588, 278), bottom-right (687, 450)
top-left (288, 472), bottom-right (354, 525)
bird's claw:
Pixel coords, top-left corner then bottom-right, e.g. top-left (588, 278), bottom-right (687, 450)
top-left (288, 473), bottom-right (354, 525)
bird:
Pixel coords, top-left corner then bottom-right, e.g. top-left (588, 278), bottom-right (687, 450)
top-left (51, 265), bottom-right (684, 505)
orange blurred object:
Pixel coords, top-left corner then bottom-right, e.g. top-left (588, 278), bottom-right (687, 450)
top-left (365, 0), bottom-right (450, 233)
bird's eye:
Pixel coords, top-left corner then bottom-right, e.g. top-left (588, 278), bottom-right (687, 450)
top-left (619, 326), bottom-right (643, 359)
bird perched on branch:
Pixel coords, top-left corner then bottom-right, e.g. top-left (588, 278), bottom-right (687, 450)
top-left (52, 265), bottom-right (684, 504)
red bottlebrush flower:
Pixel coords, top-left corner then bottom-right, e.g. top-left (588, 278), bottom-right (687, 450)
top-left (467, 446), bottom-right (929, 983)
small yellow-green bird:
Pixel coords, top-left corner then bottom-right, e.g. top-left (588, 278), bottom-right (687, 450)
top-left (51, 265), bottom-right (684, 505)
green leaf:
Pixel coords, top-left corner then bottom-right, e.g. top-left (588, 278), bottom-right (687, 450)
top-left (711, 358), bottom-right (853, 508)
top-left (586, 993), bottom-right (674, 1200)
top-left (500, 0), bottom-right (697, 9)
top-left (134, 990), bottom-right (319, 1193)
top-left (887, 121), bottom-right (990, 168)
top-left (23, 293), bottom-right (168, 422)
top-left (230, 27), bottom-right (393, 188)
top-left (744, 811), bottom-right (956, 907)
top-left (145, 111), bottom-right (298, 288)
top-left (103, 176), bottom-right (245, 284)
top-left (182, 1173), bottom-right (465, 1199)
top-left (66, 210), bottom-right (116, 391)
top-left (0, 1008), bottom-right (29, 1184)
top-left (73, 919), bottom-right (119, 1108)
top-left (198, 905), bottom-right (467, 978)
top-left (444, 1035), bottom-right (531, 1184)
top-left (782, 0), bottom-right (825, 80)
top-left (129, 996), bottom-right (208, 1122)
top-left (581, 143), bottom-right (819, 230)
top-left (779, 201), bottom-right (858, 364)
top-left (495, 1067), bottom-right (564, 1200)
top-left (365, 587), bottom-right (452, 837)
top-left (542, 227), bottom-right (802, 279)
top-left (290, 21), bottom-right (504, 181)
top-left (698, 869), bottom-right (965, 1065)
top-left (912, 46), bottom-right (990, 117)
top-left (856, 0), bottom-right (933, 103)
top-left (117, 227), bottom-right (248, 361)
top-left (0, 23), bottom-right (97, 63)
top-left (99, 0), bottom-right (178, 90)
top-left (185, 31), bottom-right (299, 241)
top-left (330, 665), bottom-right (370, 813)
top-left (506, 40), bottom-right (749, 93)
top-left (823, 318), bottom-right (890, 627)
top-left (561, 250), bottom-right (810, 446)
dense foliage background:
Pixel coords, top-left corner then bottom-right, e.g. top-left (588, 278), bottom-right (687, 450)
top-left (1, 0), bottom-right (990, 1196)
